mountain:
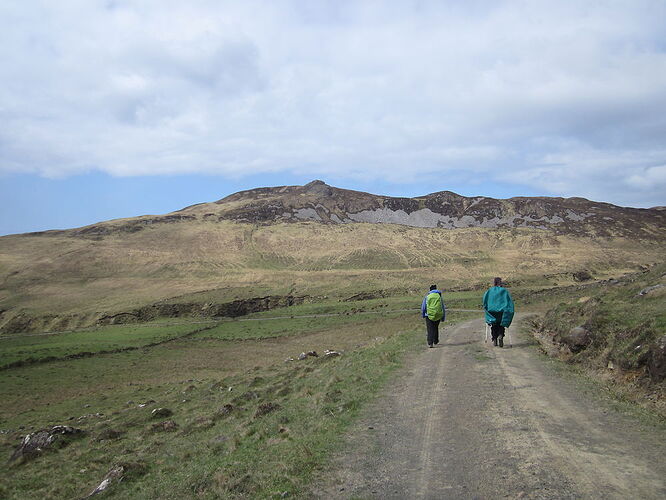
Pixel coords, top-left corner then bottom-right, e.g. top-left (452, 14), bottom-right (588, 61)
top-left (0, 181), bottom-right (664, 333)
top-left (62, 180), bottom-right (664, 239)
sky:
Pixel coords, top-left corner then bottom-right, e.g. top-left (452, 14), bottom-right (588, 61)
top-left (1, 1), bottom-right (666, 235)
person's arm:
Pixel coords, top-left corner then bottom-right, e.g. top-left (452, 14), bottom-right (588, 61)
top-left (421, 296), bottom-right (427, 318)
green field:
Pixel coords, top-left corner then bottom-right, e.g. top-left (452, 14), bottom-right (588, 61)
top-left (0, 292), bottom-right (483, 368)
top-left (0, 322), bottom-right (212, 368)
top-left (2, 276), bottom-right (664, 498)
top-left (0, 293), bottom-right (480, 499)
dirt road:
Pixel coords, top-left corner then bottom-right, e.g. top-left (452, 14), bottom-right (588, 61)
top-left (316, 316), bottom-right (666, 499)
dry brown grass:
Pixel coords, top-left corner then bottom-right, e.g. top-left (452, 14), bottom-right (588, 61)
top-left (1, 221), bottom-right (662, 328)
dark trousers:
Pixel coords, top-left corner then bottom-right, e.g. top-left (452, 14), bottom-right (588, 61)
top-left (425, 318), bottom-right (440, 345)
top-left (488, 311), bottom-right (505, 340)
top-left (490, 323), bottom-right (505, 340)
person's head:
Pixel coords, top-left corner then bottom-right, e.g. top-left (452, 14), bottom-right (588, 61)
top-left (429, 284), bottom-right (437, 291)
top-left (493, 277), bottom-right (502, 286)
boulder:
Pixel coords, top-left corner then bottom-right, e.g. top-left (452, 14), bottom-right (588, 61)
top-left (560, 326), bottom-right (591, 352)
top-left (9, 425), bottom-right (84, 464)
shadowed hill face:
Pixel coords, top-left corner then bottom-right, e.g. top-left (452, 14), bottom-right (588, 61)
top-left (173, 180), bottom-right (665, 239)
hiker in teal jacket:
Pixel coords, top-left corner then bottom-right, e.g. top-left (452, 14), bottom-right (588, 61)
top-left (421, 285), bottom-right (446, 348)
top-left (483, 277), bottom-right (514, 347)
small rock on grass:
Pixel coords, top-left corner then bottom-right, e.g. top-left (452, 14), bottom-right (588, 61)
top-left (151, 420), bottom-right (178, 432)
top-left (151, 408), bottom-right (173, 418)
top-left (94, 428), bottom-right (123, 442)
top-left (85, 462), bottom-right (147, 498)
top-left (86, 464), bottom-right (125, 497)
top-left (9, 425), bottom-right (84, 464)
top-left (254, 402), bottom-right (281, 418)
top-left (216, 404), bottom-right (235, 418)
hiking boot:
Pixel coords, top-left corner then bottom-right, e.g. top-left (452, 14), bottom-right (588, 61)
top-left (428, 344), bottom-right (433, 348)
top-left (498, 336), bottom-right (504, 348)
top-left (492, 338), bottom-right (498, 347)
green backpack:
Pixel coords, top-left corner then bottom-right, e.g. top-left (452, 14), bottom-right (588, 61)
top-left (426, 292), bottom-right (443, 321)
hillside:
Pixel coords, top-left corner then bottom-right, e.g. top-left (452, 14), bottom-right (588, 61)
top-left (0, 181), bottom-right (664, 333)
top-left (52, 180), bottom-right (665, 239)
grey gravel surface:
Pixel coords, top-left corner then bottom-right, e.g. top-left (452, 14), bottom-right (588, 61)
top-left (314, 316), bottom-right (666, 499)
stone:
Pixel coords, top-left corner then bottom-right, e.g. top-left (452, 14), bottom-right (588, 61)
top-left (254, 402), bottom-right (281, 418)
top-left (647, 335), bottom-right (666, 382)
top-left (216, 404), bottom-right (235, 417)
top-left (298, 352), bottom-right (307, 360)
top-left (306, 351), bottom-right (319, 357)
top-left (85, 462), bottom-right (146, 498)
top-left (324, 349), bottom-right (341, 357)
top-left (86, 464), bottom-right (125, 497)
top-left (638, 284), bottom-right (665, 297)
top-left (151, 408), bottom-right (173, 418)
top-left (9, 425), bottom-right (84, 464)
top-left (95, 428), bottom-right (123, 442)
top-left (151, 420), bottom-right (178, 432)
top-left (572, 270), bottom-right (593, 282)
top-left (560, 326), bottom-right (591, 352)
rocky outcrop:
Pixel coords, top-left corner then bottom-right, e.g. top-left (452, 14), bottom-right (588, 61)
top-left (183, 180), bottom-right (666, 240)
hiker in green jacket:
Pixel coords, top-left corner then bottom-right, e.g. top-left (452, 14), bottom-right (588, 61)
top-left (483, 277), bottom-right (514, 347)
top-left (421, 285), bottom-right (446, 348)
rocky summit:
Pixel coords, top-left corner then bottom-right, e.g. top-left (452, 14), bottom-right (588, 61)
top-left (170, 180), bottom-right (664, 239)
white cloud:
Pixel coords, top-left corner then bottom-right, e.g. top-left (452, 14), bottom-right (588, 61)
top-left (1, 1), bottom-right (665, 206)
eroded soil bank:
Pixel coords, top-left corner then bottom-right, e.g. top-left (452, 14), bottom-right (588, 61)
top-left (0, 295), bottom-right (308, 334)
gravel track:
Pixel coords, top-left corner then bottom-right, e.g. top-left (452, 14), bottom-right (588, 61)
top-left (315, 316), bottom-right (666, 499)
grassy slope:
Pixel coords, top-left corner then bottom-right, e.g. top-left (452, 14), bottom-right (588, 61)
top-left (0, 293), bottom-right (478, 499)
top-left (531, 264), bottom-right (666, 415)
top-left (1, 220), bottom-right (661, 332)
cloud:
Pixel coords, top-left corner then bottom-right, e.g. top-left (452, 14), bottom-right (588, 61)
top-left (1, 1), bottom-right (665, 206)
